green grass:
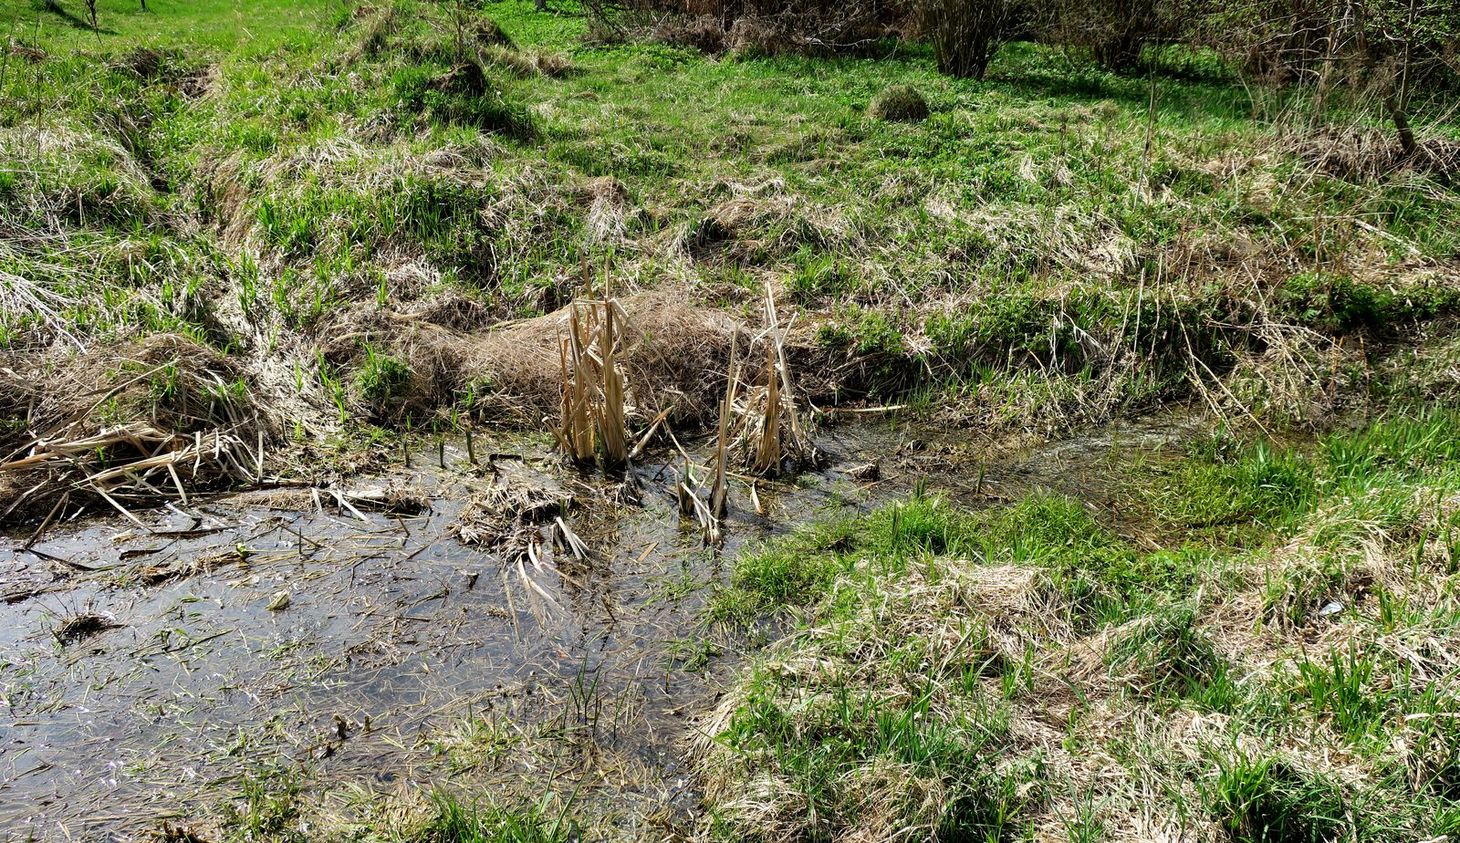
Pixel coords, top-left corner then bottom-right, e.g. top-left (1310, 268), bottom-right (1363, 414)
top-left (5, 0), bottom-right (1458, 445)
top-left (6, 0), bottom-right (1460, 838)
top-left (1, 0), bottom-right (336, 53)
top-left (416, 792), bottom-right (578, 843)
top-left (702, 411), bottom-right (1460, 839)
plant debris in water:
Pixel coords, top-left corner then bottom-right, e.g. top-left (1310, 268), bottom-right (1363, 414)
top-left (53, 611), bottom-right (123, 644)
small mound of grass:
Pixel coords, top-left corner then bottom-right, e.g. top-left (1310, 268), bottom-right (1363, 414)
top-left (355, 345), bottom-right (412, 412)
top-left (867, 84), bottom-right (928, 122)
top-left (393, 61), bottom-right (536, 139)
top-left (1200, 755), bottom-right (1346, 843)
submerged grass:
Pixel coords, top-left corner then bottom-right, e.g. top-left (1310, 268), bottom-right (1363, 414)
top-left (700, 410), bottom-right (1460, 840)
top-left (416, 792), bottom-right (578, 843)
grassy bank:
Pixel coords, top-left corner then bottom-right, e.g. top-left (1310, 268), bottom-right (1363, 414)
top-left (3, 0), bottom-right (1459, 493)
top-left (699, 410), bottom-right (1460, 840)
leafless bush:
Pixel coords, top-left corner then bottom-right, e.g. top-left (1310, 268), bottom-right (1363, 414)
top-left (921, 0), bottom-right (1023, 78)
top-left (1039, 0), bottom-right (1191, 71)
top-left (583, 0), bottom-right (913, 55)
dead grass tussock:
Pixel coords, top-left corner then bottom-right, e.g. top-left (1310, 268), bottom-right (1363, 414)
top-left (406, 287), bottom-right (492, 331)
top-left (685, 189), bottom-right (850, 262)
top-left (0, 121), bottom-right (157, 230)
top-left (483, 43), bottom-right (574, 78)
top-left (474, 291), bottom-right (739, 426)
top-left (695, 557), bottom-right (1063, 839)
top-left (0, 246), bottom-right (81, 349)
top-left (581, 176), bottom-right (633, 245)
top-left (256, 135), bottom-right (500, 197)
top-left (1291, 126), bottom-right (1460, 183)
top-left (0, 334), bottom-right (273, 525)
top-left (961, 202), bottom-right (1138, 280)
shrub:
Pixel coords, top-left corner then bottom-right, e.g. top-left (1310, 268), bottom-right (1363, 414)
top-left (921, 0), bottom-right (1022, 79)
top-left (1041, 0), bottom-right (1184, 72)
top-left (867, 84), bottom-right (930, 121)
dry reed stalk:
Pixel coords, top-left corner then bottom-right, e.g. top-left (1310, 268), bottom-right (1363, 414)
top-left (751, 341), bottom-right (782, 475)
top-left (553, 296), bottom-right (630, 467)
top-left (710, 328), bottom-right (740, 519)
top-left (677, 457), bottom-right (696, 516)
top-left (556, 306), bottom-right (595, 463)
top-left (596, 300), bottom-right (628, 466)
top-left (733, 283), bottom-right (812, 477)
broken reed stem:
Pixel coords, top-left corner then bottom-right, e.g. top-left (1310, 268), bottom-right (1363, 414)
top-left (710, 326), bottom-right (739, 520)
top-left (0, 423), bottom-right (260, 524)
top-left (738, 282), bottom-right (807, 477)
top-left (765, 282), bottom-right (803, 445)
top-left (752, 340), bottom-right (782, 475)
top-left (596, 298), bottom-right (628, 467)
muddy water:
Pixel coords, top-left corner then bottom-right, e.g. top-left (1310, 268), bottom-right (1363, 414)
top-left (0, 415), bottom-right (1200, 840)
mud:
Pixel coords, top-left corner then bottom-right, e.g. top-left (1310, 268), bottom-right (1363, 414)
top-left (0, 414), bottom-right (1202, 840)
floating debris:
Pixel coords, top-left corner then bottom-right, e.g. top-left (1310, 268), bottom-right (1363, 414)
top-left (53, 611), bottom-right (122, 644)
top-left (455, 477), bottom-right (573, 557)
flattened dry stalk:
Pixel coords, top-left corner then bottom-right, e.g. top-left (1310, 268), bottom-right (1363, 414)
top-left (454, 477), bottom-right (571, 557)
top-left (553, 296), bottom-right (630, 468)
top-left (1, 422), bottom-right (259, 525)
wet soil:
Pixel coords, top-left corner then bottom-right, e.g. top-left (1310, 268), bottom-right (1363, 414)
top-left (0, 414), bottom-right (1202, 840)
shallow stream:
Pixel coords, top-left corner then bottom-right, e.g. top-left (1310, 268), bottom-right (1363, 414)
top-left (0, 414), bottom-right (1202, 840)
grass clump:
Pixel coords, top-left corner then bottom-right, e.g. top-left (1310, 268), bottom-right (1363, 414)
top-left (414, 792), bottom-right (577, 843)
top-left (392, 61), bottom-right (536, 139)
top-left (699, 545), bottom-right (1044, 840)
top-left (866, 84), bottom-right (929, 122)
top-left (1200, 754), bottom-right (1347, 843)
top-left (356, 345), bottom-right (412, 411)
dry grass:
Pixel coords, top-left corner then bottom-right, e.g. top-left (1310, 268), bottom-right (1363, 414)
top-left (474, 291), bottom-right (738, 427)
top-left (0, 334), bottom-right (271, 526)
top-left (483, 43), bottom-right (574, 78)
top-left (1291, 126), bottom-right (1460, 183)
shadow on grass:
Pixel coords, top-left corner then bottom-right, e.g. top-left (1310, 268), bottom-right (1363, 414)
top-left (34, 0), bottom-right (117, 34)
